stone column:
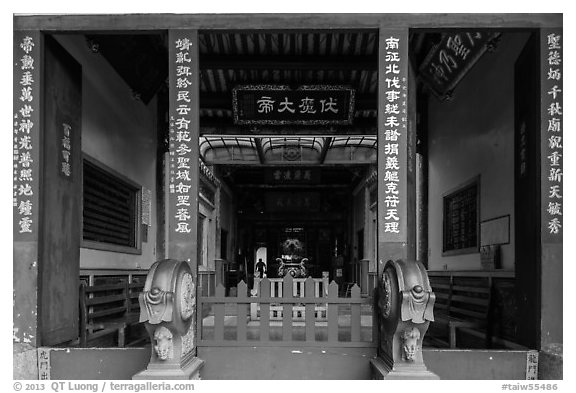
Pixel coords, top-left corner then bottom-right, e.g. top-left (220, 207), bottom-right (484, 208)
top-left (373, 26), bottom-right (437, 380)
top-left (133, 29), bottom-right (203, 379)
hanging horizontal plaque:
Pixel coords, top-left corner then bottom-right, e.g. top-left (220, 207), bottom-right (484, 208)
top-left (419, 32), bottom-right (501, 100)
top-left (232, 85), bottom-right (355, 126)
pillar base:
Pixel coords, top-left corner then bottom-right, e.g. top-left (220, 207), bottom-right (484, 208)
top-left (370, 357), bottom-right (439, 380)
top-left (133, 356), bottom-right (204, 380)
top-left (538, 344), bottom-right (563, 380)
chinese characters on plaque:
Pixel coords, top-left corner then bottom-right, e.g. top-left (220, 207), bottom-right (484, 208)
top-left (37, 348), bottom-right (51, 380)
top-left (233, 85), bottom-right (355, 125)
top-left (169, 36), bottom-right (194, 234)
top-left (382, 36), bottom-right (407, 235)
top-left (14, 35), bottom-right (36, 235)
top-left (419, 32), bottom-right (501, 100)
top-left (543, 32), bottom-right (563, 237)
top-left (265, 167), bottom-right (319, 184)
top-left (61, 123), bottom-right (72, 178)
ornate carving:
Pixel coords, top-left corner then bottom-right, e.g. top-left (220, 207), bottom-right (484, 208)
top-left (181, 325), bottom-right (195, 357)
top-left (401, 327), bottom-right (421, 362)
top-left (400, 284), bottom-right (434, 324)
top-left (136, 259), bottom-right (202, 379)
top-left (379, 270), bottom-right (392, 318)
top-left (180, 272), bottom-right (195, 321)
top-left (153, 326), bottom-right (174, 361)
top-left (142, 287), bottom-right (175, 324)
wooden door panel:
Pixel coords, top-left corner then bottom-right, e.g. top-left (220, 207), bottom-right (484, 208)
top-left (40, 35), bottom-right (82, 345)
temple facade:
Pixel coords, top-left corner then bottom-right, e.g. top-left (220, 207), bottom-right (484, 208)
top-left (13, 13), bottom-right (562, 380)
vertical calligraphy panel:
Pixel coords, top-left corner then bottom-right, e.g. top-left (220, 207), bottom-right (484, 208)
top-left (167, 30), bottom-right (200, 267)
top-left (377, 28), bottom-right (410, 264)
top-left (539, 28), bottom-right (563, 349)
top-left (540, 30), bottom-right (563, 243)
top-left (13, 32), bottom-right (41, 241)
top-left (13, 31), bottom-right (42, 347)
top-left (168, 29), bottom-right (200, 359)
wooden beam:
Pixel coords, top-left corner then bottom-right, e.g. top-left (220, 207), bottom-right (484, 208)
top-left (235, 184), bottom-right (350, 189)
top-left (14, 14), bottom-right (562, 31)
top-left (200, 54), bottom-right (377, 71)
top-left (199, 118), bottom-right (377, 136)
top-left (254, 138), bottom-right (266, 164)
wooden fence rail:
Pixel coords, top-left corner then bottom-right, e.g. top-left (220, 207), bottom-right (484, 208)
top-left (197, 276), bottom-right (376, 348)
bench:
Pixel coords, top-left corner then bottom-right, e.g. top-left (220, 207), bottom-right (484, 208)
top-left (427, 270), bottom-right (528, 349)
top-left (79, 272), bottom-right (146, 347)
top-left (428, 273), bottom-right (492, 348)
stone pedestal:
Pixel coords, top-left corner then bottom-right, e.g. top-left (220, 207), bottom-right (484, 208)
top-left (132, 259), bottom-right (204, 380)
top-left (538, 343), bottom-right (563, 380)
top-left (133, 355), bottom-right (204, 380)
top-left (373, 259), bottom-right (439, 380)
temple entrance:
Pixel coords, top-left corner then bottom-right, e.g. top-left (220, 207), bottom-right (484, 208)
top-left (192, 30), bottom-right (380, 378)
top-left (13, 14), bottom-right (562, 380)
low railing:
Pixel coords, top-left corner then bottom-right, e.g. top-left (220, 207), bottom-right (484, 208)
top-left (197, 276), bottom-right (376, 348)
top-left (198, 270), bottom-right (216, 297)
top-left (251, 276), bottom-right (329, 320)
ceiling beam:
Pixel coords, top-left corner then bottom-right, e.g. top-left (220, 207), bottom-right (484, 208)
top-left (15, 14), bottom-right (562, 31)
top-left (200, 54), bottom-right (377, 71)
top-left (200, 118), bottom-right (377, 136)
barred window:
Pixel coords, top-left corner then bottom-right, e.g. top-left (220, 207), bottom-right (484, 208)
top-left (443, 177), bottom-right (479, 255)
top-left (82, 157), bottom-right (141, 253)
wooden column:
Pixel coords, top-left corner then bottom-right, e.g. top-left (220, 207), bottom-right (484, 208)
top-left (166, 29), bottom-right (203, 373)
top-left (377, 27), bottom-right (416, 272)
top-left (539, 28), bottom-right (563, 349)
top-left (167, 30), bottom-right (200, 270)
top-left (373, 27), bottom-right (437, 380)
top-left (13, 31), bottom-right (42, 349)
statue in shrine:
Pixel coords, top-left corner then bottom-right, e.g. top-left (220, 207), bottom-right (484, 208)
top-left (277, 237), bottom-right (308, 278)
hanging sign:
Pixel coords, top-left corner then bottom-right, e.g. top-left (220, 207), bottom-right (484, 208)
top-left (232, 85), bottom-right (355, 126)
top-left (419, 32), bottom-right (501, 100)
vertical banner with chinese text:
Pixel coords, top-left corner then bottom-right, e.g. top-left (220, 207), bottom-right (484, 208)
top-left (168, 30), bottom-right (200, 267)
top-left (378, 29), bottom-right (409, 246)
top-left (13, 32), bottom-right (41, 241)
top-left (541, 30), bottom-right (563, 243)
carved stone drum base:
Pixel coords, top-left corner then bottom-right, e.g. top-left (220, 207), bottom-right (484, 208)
top-left (133, 356), bottom-right (204, 380)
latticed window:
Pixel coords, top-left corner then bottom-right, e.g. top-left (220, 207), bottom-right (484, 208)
top-left (443, 178), bottom-right (479, 255)
top-left (82, 158), bottom-right (140, 252)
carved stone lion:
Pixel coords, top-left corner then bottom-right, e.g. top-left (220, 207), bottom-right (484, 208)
top-left (401, 327), bottom-right (421, 362)
top-left (153, 326), bottom-right (174, 361)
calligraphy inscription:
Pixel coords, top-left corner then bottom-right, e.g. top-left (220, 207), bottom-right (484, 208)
top-left (14, 35), bottom-right (36, 235)
top-left (169, 37), bottom-right (194, 234)
top-left (382, 36), bottom-right (406, 236)
top-left (233, 85), bottom-right (355, 125)
top-left (543, 33), bottom-right (563, 237)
